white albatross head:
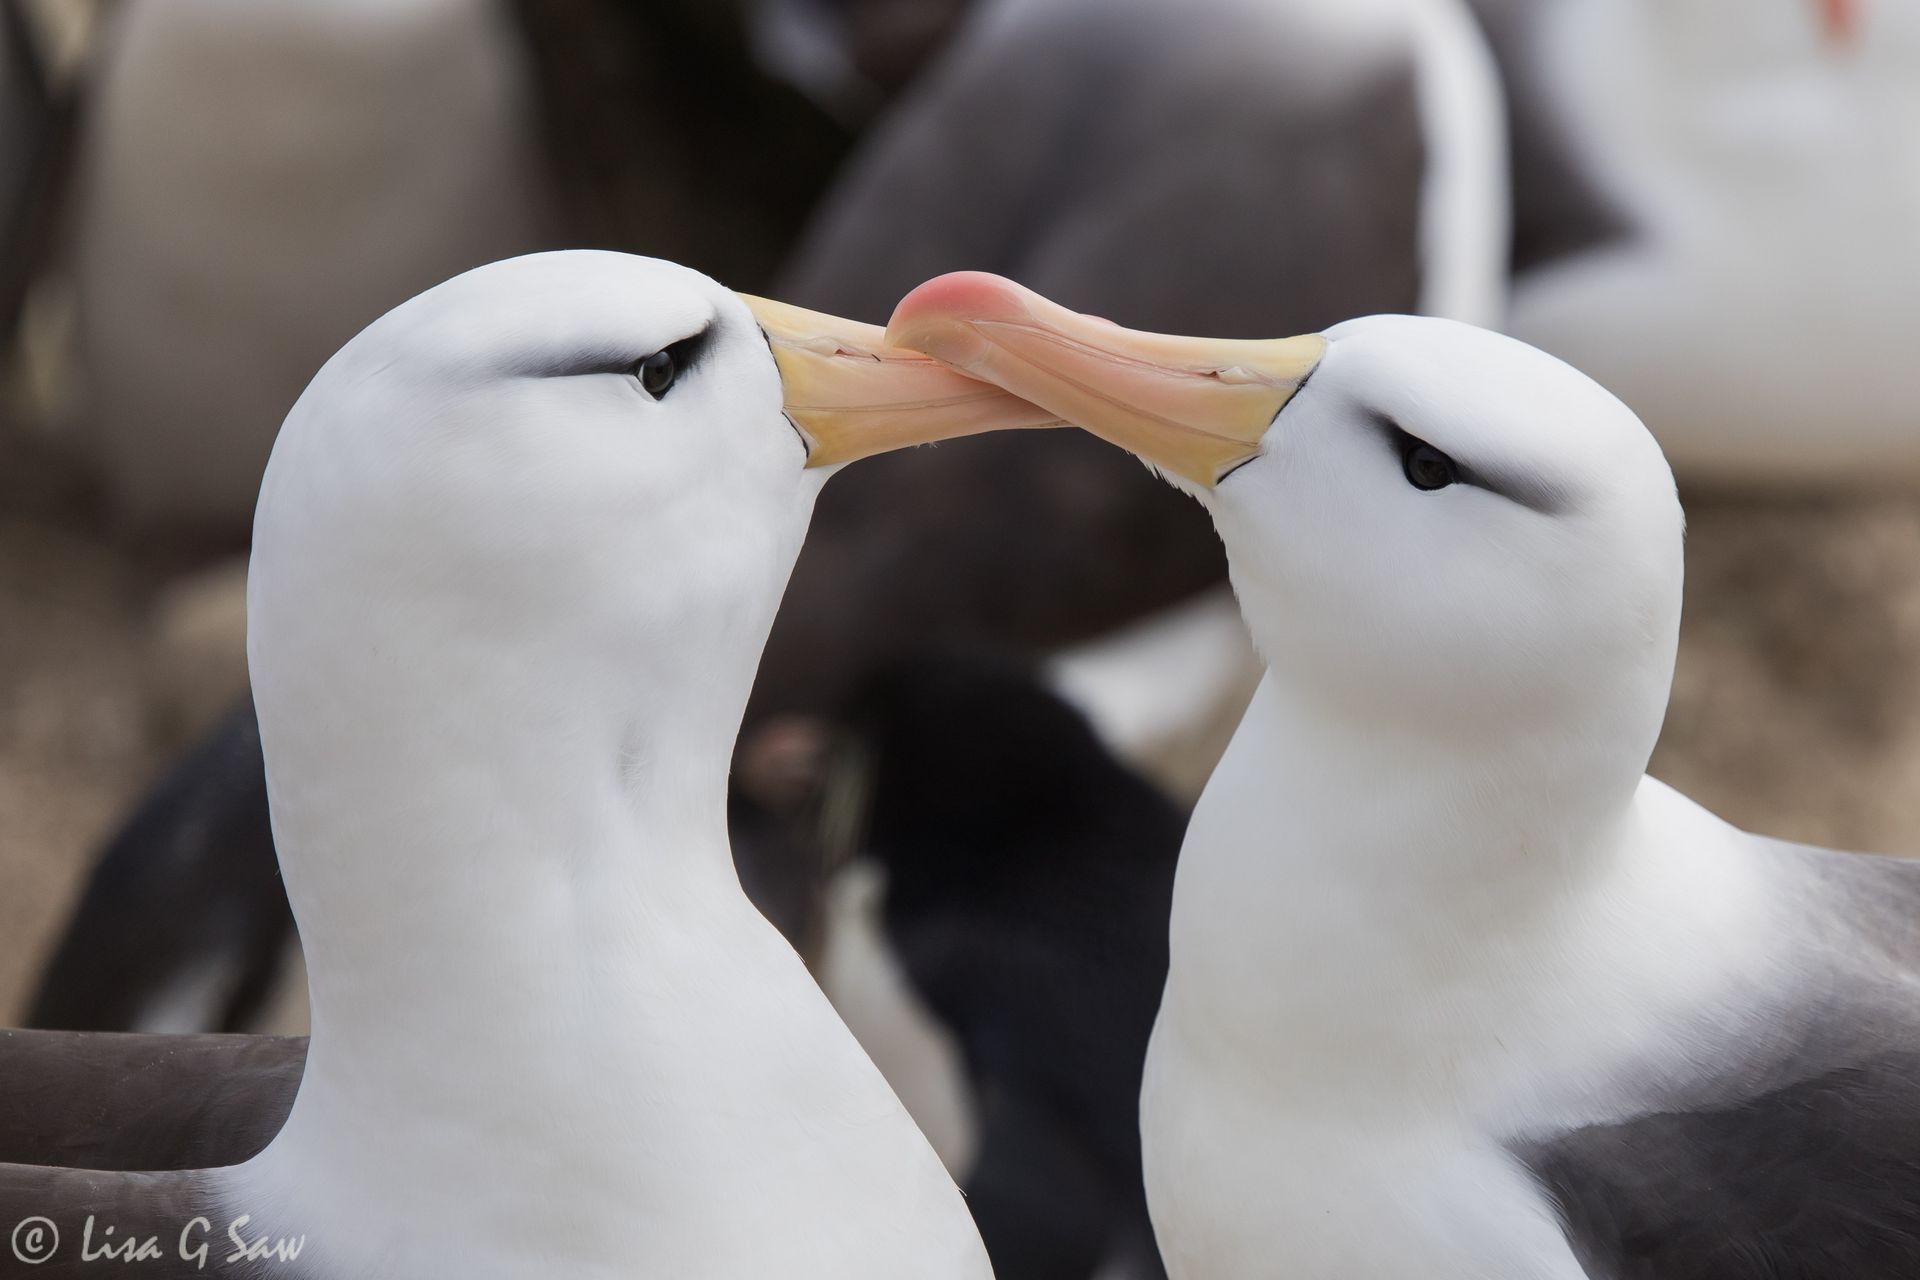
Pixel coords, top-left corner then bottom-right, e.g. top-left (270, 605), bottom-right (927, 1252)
top-left (252, 251), bottom-right (1053, 725)
top-left (888, 273), bottom-right (1683, 791)
top-left (236, 252), bottom-right (1046, 1278)
top-left (249, 250), bottom-right (1056, 895)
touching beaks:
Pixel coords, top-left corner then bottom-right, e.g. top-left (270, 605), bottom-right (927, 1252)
top-left (883, 272), bottom-right (1324, 488)
top-left (739, 294), bottom-right (1061, 468)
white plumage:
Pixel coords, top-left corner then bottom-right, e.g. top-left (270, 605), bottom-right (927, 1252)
top-left (220, 252), bottom-right (994, 1279)
top-left (1506, 0), bottom-right (1920, 483)
top-left (889, 272), bottom-right (1920, 1279)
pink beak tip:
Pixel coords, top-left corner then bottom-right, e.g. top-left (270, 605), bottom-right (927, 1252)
top-left (1820, 0), bottom-right (1859, 43)
top-left (887, 271), bottom-right (1037, 345)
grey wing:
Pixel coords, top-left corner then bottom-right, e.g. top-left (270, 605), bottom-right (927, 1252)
top-left (778, 0), bottom-right (1428, 335)
top-left (1517, 847), bottom-right (1920, 1279)
top-left (0, 1029), bottom-right (302, 1171)
top-left (1520, 1055), bottom-right (1920, 1279)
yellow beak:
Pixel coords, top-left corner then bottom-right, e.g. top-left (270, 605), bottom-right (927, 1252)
top-left (883, 273), bottom-right (1325, 487)
top-left (739, 294), bottom-right (1062, 467)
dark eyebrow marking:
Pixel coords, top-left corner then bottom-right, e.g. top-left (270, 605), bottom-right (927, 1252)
top-left (521, 321), bottom-right (716, 380)
top-left (1371, 412), bottom-right (1568, 515)
top-left (748, 320), bottom-right (815, 459)
top-left (660, 324), bottom-right (714, 373)
top-left (1287, 356), bottom-right (1320, 404)
top-left (1215, 360), bottom-right (1318, 486)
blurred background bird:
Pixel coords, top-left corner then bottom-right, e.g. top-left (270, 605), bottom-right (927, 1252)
top-left (3, 1), bottom-right (1918, 1276)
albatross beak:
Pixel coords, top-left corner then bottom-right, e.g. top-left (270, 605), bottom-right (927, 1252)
top-left (1817, 0), bottom-right (1858, 43)
top-left (885, 272), bottom-right (1325, 488)
top-left (740, 294), bottom-right (1061, 467)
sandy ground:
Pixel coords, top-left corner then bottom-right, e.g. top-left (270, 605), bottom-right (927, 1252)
top-left (4, 405), bottom-right (1920, 1026)
top-left (1658, 493), bottom-right (1920, 851)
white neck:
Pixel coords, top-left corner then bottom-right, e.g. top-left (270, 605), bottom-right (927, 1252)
top-left (1161, 670), bottom-right (1649, 1084)
top-left (1141, 671), bottom-right (1776, 1279)
top-left (224, 600), bottom-right (986, 1277)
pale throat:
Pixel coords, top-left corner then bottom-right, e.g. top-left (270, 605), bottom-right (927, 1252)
top-left (1166, 668), bottom-right (1649, 1026)
top-left (252, 607), bottom-right (771, 1093)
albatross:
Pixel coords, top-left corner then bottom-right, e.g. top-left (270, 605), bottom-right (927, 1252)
top-left (890, 271), bottom-right (1920, 1278)
top-left (1492, 0), bottom-right (1920, 483)
top-left (0, 250), bottom-right (1057, 1278)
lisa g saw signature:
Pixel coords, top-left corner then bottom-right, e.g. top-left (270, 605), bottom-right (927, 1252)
top-left (11, 1214), bottom-right (305, 1268)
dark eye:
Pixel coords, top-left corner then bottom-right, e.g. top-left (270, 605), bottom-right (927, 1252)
top-left (1401, 439), bottom-right (1458, 491)
top-left (636, 349), bottom-right (678, 398)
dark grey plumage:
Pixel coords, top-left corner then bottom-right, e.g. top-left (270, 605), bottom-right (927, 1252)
top-left (0, 0), bottom-right (67, 348)
top-left (29, 702), bottom-right (291, 1035)
top-left (0, 1029), bottom-right (299, 1171)
top-left (0, 1030), bottom-right (303, 1277)
top-left (1523, 1057), bottom-right (1920, 1280)
top-left (1516, 847), bottom-right (1920, 1279)
top-left (781, 0), bottom-right (1425, 335)
top-left (848, 657), bottom-right (1184, 1280)
top-left (1461, 0), bottom-right (1634, 274)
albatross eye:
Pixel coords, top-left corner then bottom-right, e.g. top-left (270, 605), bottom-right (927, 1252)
top-left (1401, 439), bottom-right (1458, 491)
top-left (636, 349), bottom-right (678, 399)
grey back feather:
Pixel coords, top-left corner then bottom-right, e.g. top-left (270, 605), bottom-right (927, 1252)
top-left (1516, 847), bottom-right (1920, 1278)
